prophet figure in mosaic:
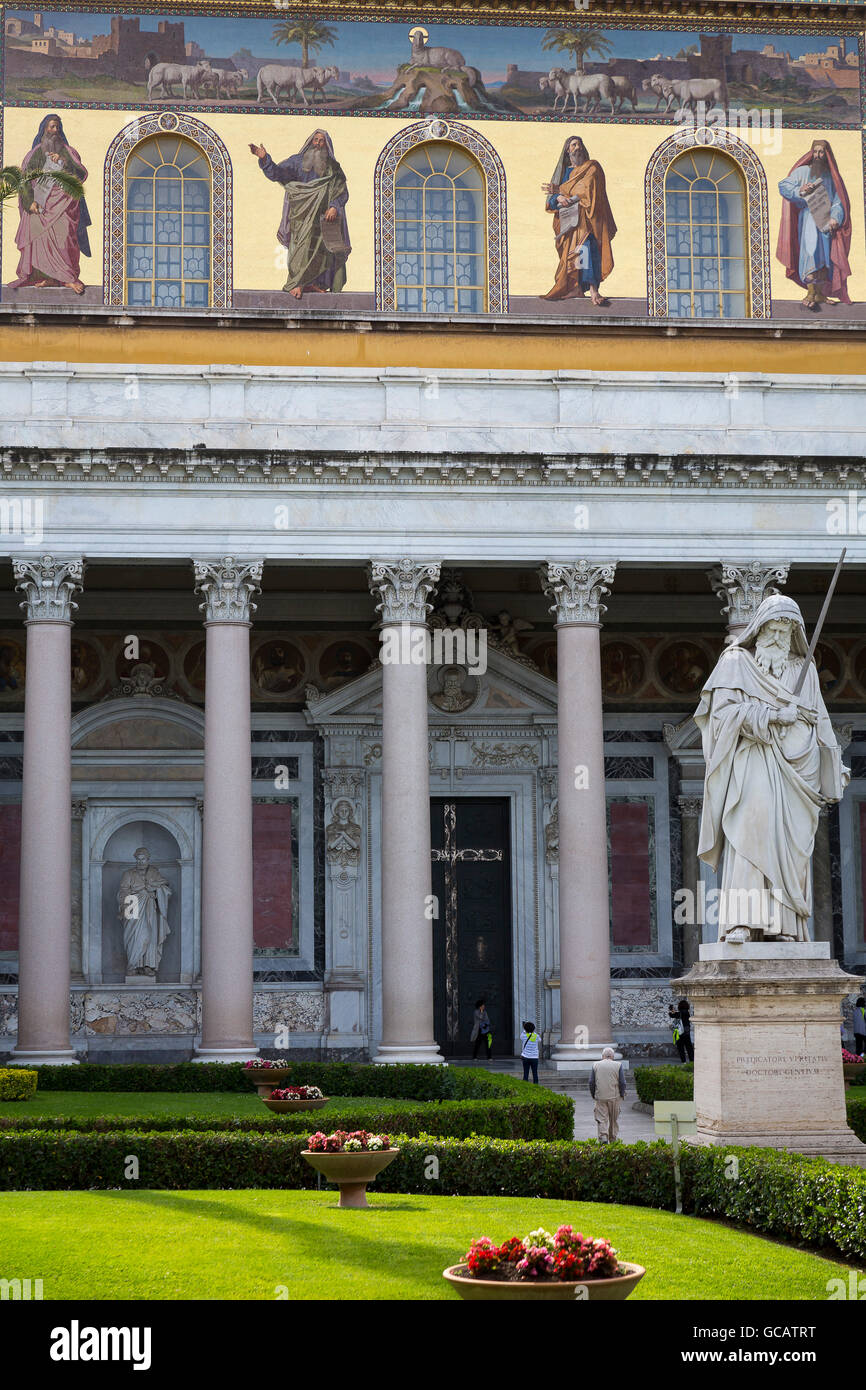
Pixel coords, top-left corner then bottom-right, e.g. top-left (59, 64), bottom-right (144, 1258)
top-left (777, 139), bottom-right (852, 312)
top-left (695, 595), bottom-right (848, 943)
top-left (11, 114), bottom-right (91, 296)
top-left (250, 128), bottom-right (350, 298)
top-left (540, 135), bottom-right (616, 305)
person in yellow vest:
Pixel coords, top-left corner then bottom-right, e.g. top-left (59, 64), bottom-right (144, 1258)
top-left (589, 1047), bottom-right (627, 1142)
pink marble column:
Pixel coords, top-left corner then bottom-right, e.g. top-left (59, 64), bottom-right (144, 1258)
top-left (12, 555), bottom-right (84, 1065)
top-left (192, 557), bottom-right (263, 1064)
top-left (541, 561), bottom-right (617, 1070)
top-left (369, 559), bottom-right (443, 1065)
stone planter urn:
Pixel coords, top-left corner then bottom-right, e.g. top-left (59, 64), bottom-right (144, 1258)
top-left (262, 1096), bottom-right (330, 1114)
top-left (301, 1148), bottom-right (400, 1208)
top-left (442, 1261), bottom-right (646, 1301)
top-left (244, 1067), bottom-right (294, 1098)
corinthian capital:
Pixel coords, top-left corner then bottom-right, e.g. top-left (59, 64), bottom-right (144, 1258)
top-left (194, 557), bottom-right (263, 623)
top-left (369, 558), bottom-right (441, 626)
top-left (709, 561), bottom-right (788, 632)
top-left (540, 560), bottom-right (617, 626)
top-left (14, 554), bottom-right (84, 622)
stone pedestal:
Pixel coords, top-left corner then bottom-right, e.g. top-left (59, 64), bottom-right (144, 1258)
top-left (679, 942), bottom-right (866, 1166)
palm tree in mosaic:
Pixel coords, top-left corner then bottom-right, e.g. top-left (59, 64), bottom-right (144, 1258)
top-left (271, 18), bottom-right (338, 68)
top-left (542, 28), bottom-right (613, 75)
top-left (0, 164), bottom-right (84, 209)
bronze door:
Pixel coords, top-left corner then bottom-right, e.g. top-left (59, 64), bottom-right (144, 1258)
top-left (430, 798), bottom-right (512, 1057)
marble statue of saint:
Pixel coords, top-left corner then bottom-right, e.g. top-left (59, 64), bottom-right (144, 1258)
top-left (695, 595), bottom-right (848, 942)
top-left (431, 666), bottom-right (473, 713)
top-left (325, 800), bottom-right (362, 868)
top-left (117, 847), bottom-right (171, 976)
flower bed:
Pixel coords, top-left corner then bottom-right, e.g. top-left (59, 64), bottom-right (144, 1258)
top-left (307, 1129), bottom-right (391, 1152)
top-left (269, 1086), bottom-right (324, 1101)
top-left (463, 1225), bottom-right (620, 1283)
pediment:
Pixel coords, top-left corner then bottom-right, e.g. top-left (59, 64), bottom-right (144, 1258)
top-left (305, 645), bottom-right (557, 727)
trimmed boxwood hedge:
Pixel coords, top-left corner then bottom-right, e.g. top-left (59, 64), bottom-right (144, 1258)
top-left (633, 1064), bottom-right (693, 1104)
top-left (2, 1129), bottom-right (865, 1262)
top-left (846, 1098), bottom-right (866, 1143)
top-left (0, 1092), bottom-right (572, 1142)
top-left (4, 1061), bottom-right (512, 1099)
top-left (0, 1068), bottom-right (37, 1101)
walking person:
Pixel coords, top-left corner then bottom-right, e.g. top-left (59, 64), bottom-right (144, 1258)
top-left (589, 1047), bottom-right (627, 1142)
top-left (471, 998), bottom-right (492, 1061)
top-left (520, 1020), bottom-right (540, 1083)
top-left (669, 998), bottom-right (694, 1063)
top-left (854, 997), bottom-right (866, 1057)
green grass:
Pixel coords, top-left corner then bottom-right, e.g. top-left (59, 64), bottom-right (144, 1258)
top-left (1, 1092), bottom-right (423, 1120)
top-left (0, 1190), bottom-right (850, 1300)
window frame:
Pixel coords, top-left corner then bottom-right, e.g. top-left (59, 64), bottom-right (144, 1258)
top-left (124, 133), bottom-right (213, 311)
top-left (646, 128), bottom-right (770, 320)
top-left (104, 111), bottom-right (232, 309)
top-left (376, 118), bottom-right (508, 315)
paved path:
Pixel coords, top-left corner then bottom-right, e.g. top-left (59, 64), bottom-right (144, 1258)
top-left (450, 1057), bottom-right (660, 1143)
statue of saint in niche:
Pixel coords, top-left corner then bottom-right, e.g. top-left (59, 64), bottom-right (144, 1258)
top-left (118, 847), bottom-right (171, 978)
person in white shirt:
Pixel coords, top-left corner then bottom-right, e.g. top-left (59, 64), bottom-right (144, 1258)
top-left (520, 1021), bottom-right (540, 1083)
top-left (589, 1047), bottom-right (627, 1142)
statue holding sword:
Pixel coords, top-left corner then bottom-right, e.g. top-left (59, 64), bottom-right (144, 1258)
top-left (694, 555), bottom-right (849, 942)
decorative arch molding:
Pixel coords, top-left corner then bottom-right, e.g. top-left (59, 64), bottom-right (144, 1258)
top-left (72, 697), bottom-right (205, 749)
top-left (374, 118), bottom-right (508, 314)
top-left (103, 110), bottom-right (232, 308)
top-left (89, 806), bottom-right (193, 865)
top-left (645, 127), bottom-right (771, 320)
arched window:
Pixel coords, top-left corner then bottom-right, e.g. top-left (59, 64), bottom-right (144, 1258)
top-left (376, 120), bottom-right (508, 315)
top-left (394, 144), bottom-right (485, 314)
top-left (104, 112), bottom-right (232, 309)
top-left (125, 134), bottom-right (211, 308)
top-left (645, 131), bottom-right (770, 320)
top-left (664, 149), bottom-right (747, 319)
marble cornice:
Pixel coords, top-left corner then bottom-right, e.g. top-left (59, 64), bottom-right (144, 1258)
top-left (3, 449), bottom-right (866, 489)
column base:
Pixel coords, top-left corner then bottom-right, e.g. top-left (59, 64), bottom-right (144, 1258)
top-left (11, 1048), bottom-right (79, 1067)
top-left (551, 1042), bottom-right (625, 1073)
top-left (191, 1046), bottom-right (258, 1065)
top-left (372, 1042), bottom-right (444, 1066)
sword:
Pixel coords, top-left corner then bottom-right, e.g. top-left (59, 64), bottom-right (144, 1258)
top-left (785, 548), bottom-right (846, 708)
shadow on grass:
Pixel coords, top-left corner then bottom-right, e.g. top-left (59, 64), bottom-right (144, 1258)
top-left (122, 1189), bottom-right (449, 1284)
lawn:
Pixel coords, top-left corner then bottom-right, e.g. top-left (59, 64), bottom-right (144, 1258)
top-left (0, 1190), bottom-right (851, 1301)
top-left (2, 1092), bottom-right (423, 1120)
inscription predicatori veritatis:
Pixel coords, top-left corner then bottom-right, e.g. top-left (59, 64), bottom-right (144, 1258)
top-left (733, 1053), bottom-right (835, 1079)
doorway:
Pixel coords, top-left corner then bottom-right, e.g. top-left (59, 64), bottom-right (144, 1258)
top-left (430, 798), bottom-right (513, 1057)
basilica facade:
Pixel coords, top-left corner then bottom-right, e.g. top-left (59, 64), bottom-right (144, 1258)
top-left (0, 0), bottom-right (864, 1065)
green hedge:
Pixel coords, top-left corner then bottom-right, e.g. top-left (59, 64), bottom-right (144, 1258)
top-left (847, 1098), bottom-right (866, 1144)
top-left (0, 1092), bottom-right (572, 1142)
top-left (2, 1129), bottom-right (865, 1261)
top-left (4, 1061), bottom-right (496, 1099)
top-left (0, 1069), bottom-right (37, 1102)
top-left (633, 1064), bottom-right (694, 1104)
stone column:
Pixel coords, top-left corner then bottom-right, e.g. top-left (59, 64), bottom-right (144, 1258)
top-left (708, 561), bottom-right (789, 641)
top-left (541, 560), bottom-right (617, 1069)
top-left (369, 558), bottom-right (443, 1065)
top-left (12, 555), bottom-right (84, 1065)
top-left (192, 557), bottom-right (263, 1064)
top-left (678, 797), bottom-right (703, 966)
